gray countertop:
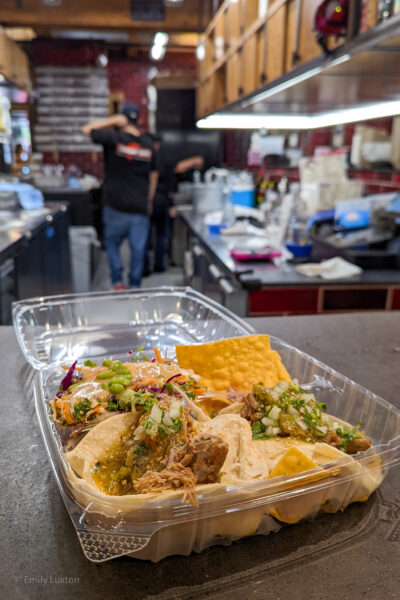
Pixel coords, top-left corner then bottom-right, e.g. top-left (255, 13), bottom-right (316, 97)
top-left (0, 203), bottom-right (67, 262)
top-left (180, 210), bottom-right (400, 289)
top-left (1, 313), bottom-right (400, 600)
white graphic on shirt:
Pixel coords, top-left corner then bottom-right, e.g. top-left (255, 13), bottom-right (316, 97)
top-left (116, 142), bottom-right (152, 161)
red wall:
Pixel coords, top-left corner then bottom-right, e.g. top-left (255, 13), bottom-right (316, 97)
top-left (28, 40), bottom-right (196, 177)
top-left (224, 118), bottom-right (400, 193)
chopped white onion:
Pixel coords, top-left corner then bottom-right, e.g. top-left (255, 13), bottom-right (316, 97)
top-left (272, 427), bottom-right (281, 435)
top-left (169, 399), bottom-right (182, 420)
top-left (266, 425), bottom-right (273, 436)
top-left (269, 405), bottom-right (281, 421)
top-left (261, 416), bottom-right (274, 427)
top-left (288, 406), bottom-right (299, 417)
top-left (275, 381), bottom-right (289, 394)
top-left (295, 417), bottom-right (308, 431)
top-left (150, 404), bottom-right (163, 424)
top-left (163, 412), bottom-right (173, 426)
top-left (133, 425), bottom-right (144, 440)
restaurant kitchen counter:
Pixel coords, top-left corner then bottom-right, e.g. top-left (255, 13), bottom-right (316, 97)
top-left (40, 187), bottom-right (99, 227)
top-left (1, 312), bottom-right (400, 600)
top-left (180, 210), bottom-right (400, 316)
top-left (0, 203), bottom-right (68, 261)
top-left (0, 203), bottom-right (72, 323)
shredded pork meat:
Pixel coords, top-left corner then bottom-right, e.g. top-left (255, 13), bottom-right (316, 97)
top-left (168, 433), bottom-right (229, 484)
top-left (240, 393), bottom-right (262, 422)
top-left (133, 463), bottom-right (198, 505)
top-left (133, 433), bottom-right (228, 505)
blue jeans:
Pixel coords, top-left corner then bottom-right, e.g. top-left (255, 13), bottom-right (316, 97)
top-left (102, 205), bottom-right (150, 288)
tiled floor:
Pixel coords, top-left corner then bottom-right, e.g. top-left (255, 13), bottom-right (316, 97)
top-left (91, 239), bottom-right (184, 292)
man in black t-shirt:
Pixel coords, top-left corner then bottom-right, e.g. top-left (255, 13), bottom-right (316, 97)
top-left (82, 104), bottom-right (158, 289)
top-left (143, 133), bottom-right (204, 275)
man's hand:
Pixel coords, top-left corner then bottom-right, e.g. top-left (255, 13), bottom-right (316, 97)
top-left (174, 156), bottom-right (204, 174)
top-left (81, 124), bottom-right (92, 136)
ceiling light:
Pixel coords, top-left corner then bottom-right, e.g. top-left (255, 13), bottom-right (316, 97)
top-left (196, 44), bottom-right (205, 60)
top-left (153, 32), bottom-right (169, 46)
top-left (150, 32), bottom-right (168, 61)
top-left (151, 44), bottom-right (166, 61)
top-left (164, 0), bottom-right (184, 5)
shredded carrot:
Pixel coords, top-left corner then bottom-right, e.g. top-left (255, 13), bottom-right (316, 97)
top-left (85, 404), bottom-right (102, 420)
top-left (129, 378), bottom-right (155, 390)
top-left (153, 347), bottom-right (163, 363)
top-left (62, 402), bottom-right (75, 425)
top-left (190, 387), bottom-right (206, 395)
top-left (61, 365), bottom-right (82, 371)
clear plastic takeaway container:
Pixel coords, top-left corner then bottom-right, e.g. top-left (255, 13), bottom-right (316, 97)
top-left (12, 287), bottom-right (400, 562)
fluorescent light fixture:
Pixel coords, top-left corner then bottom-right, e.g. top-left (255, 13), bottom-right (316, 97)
top-left (197, 101), bottom-right (400, 130)
top-left (153, 32), bottom-right (169, 46)
top-left (242, 54), bottom-right (351, 108)
top-left (312, 101), bottom-right (400, 128)
top-left (150, 32), bottom-right (168, 62)
top-left (52, 30), bottom-right (129, 42)
top-left (196, 43), bottom-right (205, 60)
top-left (197, 114), bottom-right (313, 129)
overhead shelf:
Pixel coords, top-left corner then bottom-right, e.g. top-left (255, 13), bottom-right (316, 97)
top-left (197, 1), bottom-right (400, 123)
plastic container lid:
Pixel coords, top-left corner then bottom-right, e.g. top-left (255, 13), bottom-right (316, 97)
top-left (12, 287), bottom-right (400, 562)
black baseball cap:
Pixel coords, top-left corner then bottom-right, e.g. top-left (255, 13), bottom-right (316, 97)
top-left (121, 102), bottom-right (140, 123)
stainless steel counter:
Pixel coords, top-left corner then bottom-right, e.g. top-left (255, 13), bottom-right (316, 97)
top-left (180, 210), bottom-right (400, 315)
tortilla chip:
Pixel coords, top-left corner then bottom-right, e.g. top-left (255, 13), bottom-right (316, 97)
top-left (269, 447), bottom-right (317, 478)
top-left (176, 335), bottom-right (290, 392)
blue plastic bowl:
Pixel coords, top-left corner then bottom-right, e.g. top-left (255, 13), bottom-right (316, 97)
top-left (285, 242), bottom-right (313, 258)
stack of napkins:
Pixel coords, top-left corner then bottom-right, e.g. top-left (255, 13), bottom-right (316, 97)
top-left (296, 257), bottom-right (362, 280)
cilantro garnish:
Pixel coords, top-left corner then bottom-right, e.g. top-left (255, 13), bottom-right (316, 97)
top-left (130, 347), bottom-right (150, 362)
top-left (106, 397), bottom-right (119, 412)
top-left (133, 391), bottom-right (156, 412)
top-left (251, 420), bottom-right (270, 440)
top-left (73, 398), bottom-right (92, 422)
top-left (335, 423), bottom-right (362, 452)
